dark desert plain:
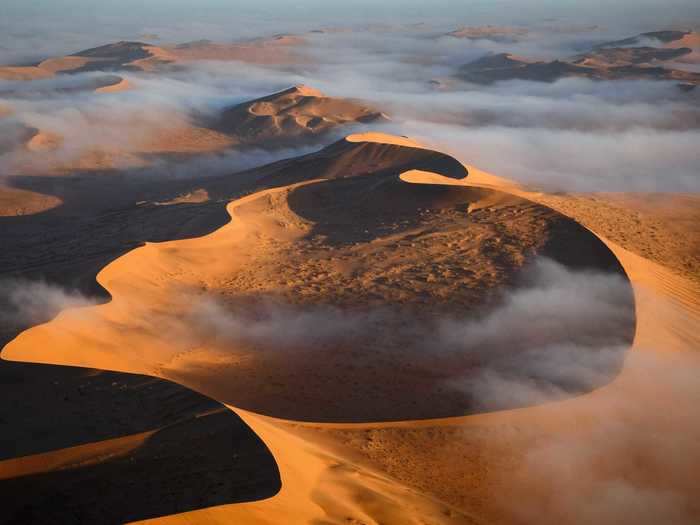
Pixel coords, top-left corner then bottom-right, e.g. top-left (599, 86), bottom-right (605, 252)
top-left (0, 1), bottom-right (699, 523)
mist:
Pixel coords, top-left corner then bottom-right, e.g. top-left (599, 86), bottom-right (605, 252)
top-left (3, 18), bottom-right (697, 191)
top-left (0, 279), bottom-right (95, 327)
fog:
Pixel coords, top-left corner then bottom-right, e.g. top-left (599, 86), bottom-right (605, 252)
top-left (2, 13), bottom-right (698, 190)
top-left (176, 257), bottom-right (634, 413)
top-left (0, 279), bottom-right (95, 327)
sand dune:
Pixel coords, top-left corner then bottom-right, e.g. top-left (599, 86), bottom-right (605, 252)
top-left (0, 185), bottom-right (61, 216)
top-left (4, 132), bottom-right (672, 525)
top-left (447, 26), bottom-right (528, 42)
top-left (214, 85), bottom-right (388, 147)
top-left (0, 371), bottom-right (279, 523)
top-left (0, 66), bottom-right (54, 81)
top-left (574, 46), bottom-right (693, 68)
top-left (459, 31), bottom-right (700, 85)
top-left (598, 30), bottom-right (695, 49)
top-left (0, 34), bottom-right (308, 81)
top-left (36, 55), bottom-right (94, 74)
top-left (9, 84), bottom-right (383, 175)
top-left (2, 129), bottom-right (698, 524)
top-left (25, 130), bottom-right (62, 152)
top-left (0, 46), bottom-right (146, 80)
top-left (0, 42), bottom-right (172, 81)
top-left (95, 76), bottom-right (131, 93)
top-left (459, 52), bottom-right (700, 84)
top-left (165, 34), bottom-right (306, 65)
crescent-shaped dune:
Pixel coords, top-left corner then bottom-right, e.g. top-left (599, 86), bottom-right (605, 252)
top-left (2, 133), bottom-right (698, 524)
top-left (95, 76), bottom-right (131, 93)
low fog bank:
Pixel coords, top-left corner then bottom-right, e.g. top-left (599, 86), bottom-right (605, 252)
top-left (440, 258), bottom-right (634, 410)
top-left (0, 279), bottom-right (95, 328)
top-left (1, 15), bottom-right (698, 188)
top-left (181, 258), bottom-right (634, 410)
top-left (504, 347), bottom-right (700, 525)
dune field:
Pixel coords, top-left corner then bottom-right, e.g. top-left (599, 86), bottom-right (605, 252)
top-left (1, 7), bottom-right (699, 525)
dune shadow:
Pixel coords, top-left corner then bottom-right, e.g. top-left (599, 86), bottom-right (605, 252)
top-left (0, 404), bottom-right (280, 524)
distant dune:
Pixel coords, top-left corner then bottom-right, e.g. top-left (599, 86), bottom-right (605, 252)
top-left (169, 34), bottom-right (306, 65)
top-left (213, 85), bottom-right (388, 146)
top-left (0, 66), bottom-right (54, 81)
top-left (95, 76), bottom-right (131, 93)
top-left (10, 84), bottom-right (383, 175)
top-left (447, 25), bottom-right (528, 42)
top-left (0, 185), bottom-right (61, 216)
top-left (459, 38), bottom-right (700, 85)
top-left (455, 29), bottom-right (700, 85)
top-left (0, 34), bottom-right (309, 81)
top-left (573, 46), bottom-right (693, 68)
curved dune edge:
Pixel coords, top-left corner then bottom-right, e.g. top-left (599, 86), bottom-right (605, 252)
top-left (0, 185), bottom-right (62, 217)
top-left (95, 77), bottom-right (131, 93)
top-left (1, 178), bottom-right (479, 525)
top-left (0, 430), bottom-right (155, 481)
top-left (346, 131), bottom-right (426, 149)
top-left (2, 133), bottom-right (699, 524)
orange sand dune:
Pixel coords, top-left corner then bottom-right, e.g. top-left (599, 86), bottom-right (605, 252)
top-left (19, 121), bottom-right (232, 174)
top-left (0, 185), bottom-right (61, 216)
top-left (95, 77), bottom-right (132, 93)
top-left (0, 66), bottom-right (53, 81)
top-left (0, 42), bottom-right (173, 81)
top-left (0, 430), bottom-right (155, 481)
top-left (165, 34), bottom-right (306, 65)
top-left (215, 85), bottom-right (388, 146)
top-left (37, 55), bottom-right (94, 74)
top-left (3, 133), bottom-right (699, 524)
top-left (25, 130), bottom-right (63, 152)
top-left (13, 85), bottom-right (382, 175)
top-left (663, 32), bottom-right (700, 64)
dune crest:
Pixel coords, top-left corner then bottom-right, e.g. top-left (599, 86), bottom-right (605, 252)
top-left (346, 131), bottom-right (423, 148)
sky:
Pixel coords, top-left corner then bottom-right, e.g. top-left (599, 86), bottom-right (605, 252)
top-left (1, 1), bottom-right (699, 63)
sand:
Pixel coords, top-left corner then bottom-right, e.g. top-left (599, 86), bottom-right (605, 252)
top-left (0, 66), bottom-right (54, 81)
top-left (0, 185), bottom-right (61, 216)
top-left (9, 86), bottom-right (385, 176)
top-left (164, 34), bottom-right (307, 65)
top-left (95, 77), bottom-right (132, 93)
top-left (215, 85), bottom-right (387, 146)
top-left (2, 132), bottom-right (699, 524)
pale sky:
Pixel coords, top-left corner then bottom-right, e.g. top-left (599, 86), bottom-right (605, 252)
top-left (1, 0), bottom-right (698, 63)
